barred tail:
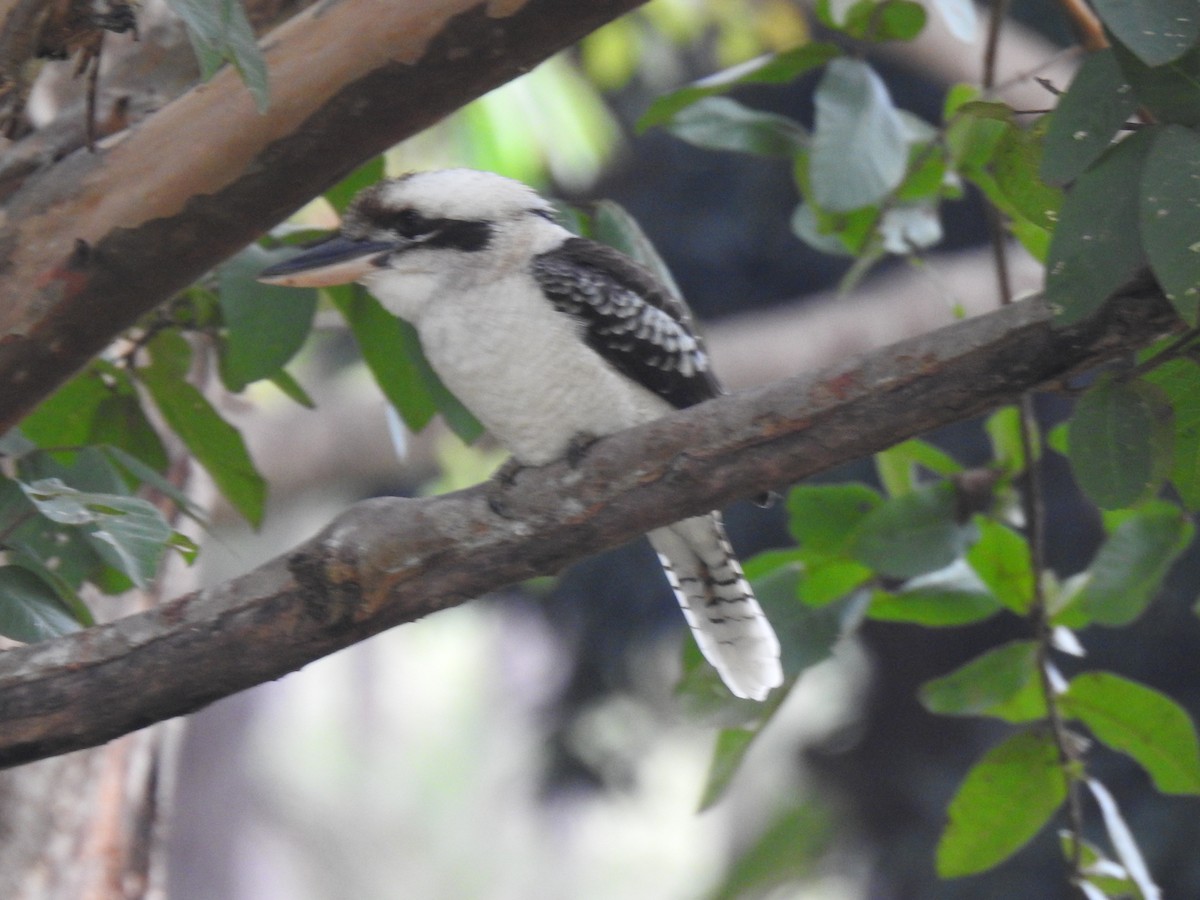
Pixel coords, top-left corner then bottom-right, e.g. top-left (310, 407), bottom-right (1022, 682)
top-left (649, 513), bottom-right (783, 701)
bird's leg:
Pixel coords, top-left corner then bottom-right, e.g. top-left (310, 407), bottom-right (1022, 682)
top-left (487, 434), bottom-right (597, 518)
top-left (493, 456), bottom-right (525, 486)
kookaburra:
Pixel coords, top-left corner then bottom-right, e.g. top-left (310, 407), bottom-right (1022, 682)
top-left (259, 168), bottom-right (783, 701)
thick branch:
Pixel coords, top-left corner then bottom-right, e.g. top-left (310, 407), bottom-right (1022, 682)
top-left (0, 0), bottom-right (647, 433)
top-left (0, 281), bottom-right (1179, 769)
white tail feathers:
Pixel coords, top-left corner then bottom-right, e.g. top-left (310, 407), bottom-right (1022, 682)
top-left (649, 514), bottom-right (783, 701)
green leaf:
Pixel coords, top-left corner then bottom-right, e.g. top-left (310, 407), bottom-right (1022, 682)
top-left (590, 200), bottom-right (684, 296)
top-left (269, 368), bottom-right (316, 409)
top-left (710, 804), bottom-right (830, 900)
top-left (18, 371), bottom-right (109, 453)
top-left (19, 479), bottom-right (173, 590)
top-left (1140, 125), bottom-right (1200, 324)
top-left (966, 518), bottom-right (1035, 614)
top-left (868, 564), bottom-right (1001, 625)
top-left (796, 558), bottom-right (872, 606)
top-left (1092, 0), bottom-right (1198, 67)
top-left (811, 59), bottom-right (910, 212)
top-left (1045, 128), bottom-right (1154, 324)
top-left (394, 315), bottom-right (485, 445)
top-left (0, 566), bottom-right (82, 642)
top-left (751, 561), bottom-right (864, 677)
top-left (1062, 671), bottom-right (1200, 795)
top-left (100, 445), bottom-right (206, 522)
top-left (6, 550), bottom-right (94, 626)
top-left (992, 123), bottom-right (1063, 232)
top-left (698, 728), bottom-right (756, 811)
top-left (0, 474), bottom-right (109, 592)
top-left (1068, 374), bottom-right (1174, 509)
top-left (873, 0), bottom-right (927, 41)
top-left (217, 244), bottom-right (318, 391)
top-left (874, 438), bottom-right (963, 496)
top-left (920, 640), bottom-right (1046, 722)
top-left (1008, 215), bottom-right (1051, 263)
top-left (937, 729), bottom-right (1067, 877)
top-left (580, 17), bottom-right (640, 90)
top-left (1144, 358), bottom-right (1200, 509)
top-left (324, 156), bottom-right (386, 214)
top-left (638, 43), bottom-right (840, 130)
top-left (660, 96), bottom-right (806, 157)
top-left (789, 199), bottom-right (877, 256)
top-left (895, 148), bottom-right (948, 202)
top-left (852, 481), bottom-right (975, 579)
top-left (786, 483), bottom-right (882, 554)
top-left (140, 332), bottom-right (267, 527)
top-left (1112, 41), bottom-right (1200, 127)
top-left (943, 83), bottom-right (980, 120)
top-left (327, 285), bottom-right (438, 431)
top-left (167, 0), bottom-right (269, 111)
top-left (868, 586), bottom-right (1000, 626)
top-left (88, 392), bottom-right (170, 474)
top-left (950, 116), bottom-right (1060, 261)
top-left (1047, 420), bottom-right (1071, 455)
top-left (986, 405), bottom-right (1037, 475)
top-left (168, 531), bottom-right (201, 564)
top-left (18, 445), bottom-right (127, 496)
top-left (825, 0), bottom-right (928, 41)
top-left (1064, 502), bottom-right (1193, 626)
top-left (946, 102), bottom-right (1011, 172)
top-left (1040, 49), bottom-right (1138, 187)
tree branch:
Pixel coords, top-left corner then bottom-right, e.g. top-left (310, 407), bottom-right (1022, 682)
top-left (0, 0), bottom-right (648, 433)
top-left (0, 278), bottom-right (1178, 769)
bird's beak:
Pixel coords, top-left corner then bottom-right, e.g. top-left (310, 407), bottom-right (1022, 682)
top-left (257, 235), bottom-right (397, 288)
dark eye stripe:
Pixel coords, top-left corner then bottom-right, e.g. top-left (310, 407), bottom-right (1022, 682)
top-left (425, 220), bottom-right (492, 252)
top-left (382, 208), bottom-right (432, 238)
top-left (364, 204), bottom-right (493, 254)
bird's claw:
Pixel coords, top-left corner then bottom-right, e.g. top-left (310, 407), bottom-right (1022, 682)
top-left (487, 457), bottom-right (525, 518)
top-left (566, 432), bottom-right (599, 468)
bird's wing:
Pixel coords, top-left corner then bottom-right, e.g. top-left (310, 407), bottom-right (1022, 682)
top-left (532, 237), bottom-right (722, 410)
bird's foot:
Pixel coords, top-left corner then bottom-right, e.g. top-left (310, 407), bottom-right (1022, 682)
top-left (487, 457), bottom-right (525, 518)
top-left (566, 432), bottom-right (600, 468)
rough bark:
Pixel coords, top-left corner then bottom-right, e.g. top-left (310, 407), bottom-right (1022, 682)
top-left (0, 280), bottom-right (1180, 769)
top-left (0, 728), bottom-right (169, 900)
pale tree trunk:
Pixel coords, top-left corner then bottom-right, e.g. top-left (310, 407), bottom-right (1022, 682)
top-left (0, 729), bottom-right (171, 900)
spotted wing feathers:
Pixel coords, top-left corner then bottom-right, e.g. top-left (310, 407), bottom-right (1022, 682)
top-left (532, 238), bottom-right (721, 410)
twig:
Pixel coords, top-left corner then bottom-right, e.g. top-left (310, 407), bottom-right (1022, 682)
top-left (1055, 0), bottom-right (1109, 51)
top-left (984, 1), bottom-right (1086, 891)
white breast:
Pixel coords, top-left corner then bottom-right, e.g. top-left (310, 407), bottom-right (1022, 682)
top-left (415, 271), bottom-right (672, 465)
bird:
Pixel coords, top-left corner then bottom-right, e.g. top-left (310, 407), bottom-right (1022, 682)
top-left (259, 168), bottom-right (783, 701)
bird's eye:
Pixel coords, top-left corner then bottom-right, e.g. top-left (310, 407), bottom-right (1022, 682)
top-left (385, 208), bottom-right (434, 239)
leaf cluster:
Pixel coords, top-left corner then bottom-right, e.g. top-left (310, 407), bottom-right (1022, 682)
top-left (690, 416), bottom-right (1197, 896)
top-left (640, 4), bottom-right (1200, 895)
top-left (638, 1), bottom-right (1061, 290)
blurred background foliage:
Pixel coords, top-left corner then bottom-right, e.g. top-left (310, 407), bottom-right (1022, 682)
top-left (6, 0), bottom-right (1200, 898)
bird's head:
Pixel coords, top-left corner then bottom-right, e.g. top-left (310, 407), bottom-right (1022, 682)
top-left (257, 169), bottom-right (558, 291)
